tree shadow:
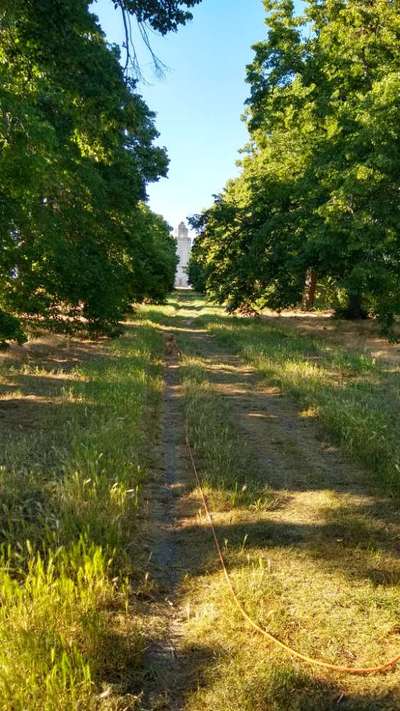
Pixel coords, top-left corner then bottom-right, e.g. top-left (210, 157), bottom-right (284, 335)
top-left (123, 302), bottom-right (400, 709)
top-left (235, 663), bottom-right (400, 710)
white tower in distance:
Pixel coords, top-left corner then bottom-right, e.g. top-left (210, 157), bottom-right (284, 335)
top-left (175, 221), bottom-right (192, 288)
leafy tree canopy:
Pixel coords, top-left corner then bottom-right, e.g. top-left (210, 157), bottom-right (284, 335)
top-left (0, 0), bottom-right (189, 342)
top-left (115, 0), bottom-right (201, 33)
top-left (190, 0), bottom-right (400, 336)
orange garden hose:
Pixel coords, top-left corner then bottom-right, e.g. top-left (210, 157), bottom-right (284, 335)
top-left (185, 427), bottom-right (400, 676)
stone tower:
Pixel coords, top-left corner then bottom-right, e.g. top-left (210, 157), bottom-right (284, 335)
top-left (175, 221), bottom-right (192, 288)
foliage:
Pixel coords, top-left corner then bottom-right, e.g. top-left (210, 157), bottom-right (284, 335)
top-left (0, 0), bottom-right (183, 342)
top-left (117, 0), bottom-right (201, 33)
top-left (187, 234), bottom-right (207, 292)
top-left (130, 204), bottom-right (178, 303)
top-left (0, 310), bottom-right (26, 348)
top-left (190, 0), bottom-right (400, 335)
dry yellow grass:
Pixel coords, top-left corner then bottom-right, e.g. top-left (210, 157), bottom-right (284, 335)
top-left (163, 293), bottom-right (400, 711)
top-left (0, 312), bottom-right (165, 709)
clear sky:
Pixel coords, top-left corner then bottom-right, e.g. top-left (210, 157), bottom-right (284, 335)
top-left (92, 0), bottom-right (267, 230)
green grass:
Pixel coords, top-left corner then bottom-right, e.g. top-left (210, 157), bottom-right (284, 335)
top-left (0, 313), bottom-right (164, 709)
top-left (198, 313), bottom-right (400, 494)
top-left (155, 294), bottom-right (400, 711)
top-left (181, 354), bottom-right (281, 511)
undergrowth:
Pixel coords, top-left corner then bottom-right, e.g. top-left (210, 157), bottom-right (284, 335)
top-left (0, 312), bottom-right (163, 709)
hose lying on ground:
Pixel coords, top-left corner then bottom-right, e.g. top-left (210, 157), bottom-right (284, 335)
top-left (185, 426), bottom-right (400, 676)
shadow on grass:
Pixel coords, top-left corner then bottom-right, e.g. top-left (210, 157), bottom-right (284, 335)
top-left (145, 301), bottom-right (400, 583)
top-left (128, 300), bottom-right (400, 710)
top-left (161, 501), bottom-right (400, 590)
top-left (0, 317), bottom-right (161, 537)
top-left (230, 664), bottom-right (400, 710)
top-left (189, 311), bottom-right (400, 495)
top-left (141, 637), bottom-right (217, 709)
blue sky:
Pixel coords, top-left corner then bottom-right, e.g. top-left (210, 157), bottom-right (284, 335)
top-left (93, 1), bottom-right (305, 229)
top-left (93, 0), bottom-right (267, 230)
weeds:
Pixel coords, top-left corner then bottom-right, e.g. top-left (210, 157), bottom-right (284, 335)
top-left (0, 314), bottom-right (164, 708)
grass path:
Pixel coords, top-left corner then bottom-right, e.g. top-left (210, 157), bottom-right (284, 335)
top-left (140, 293), bottom-right (400, 710)
top-left (1, 294), bottom-right (400, 709)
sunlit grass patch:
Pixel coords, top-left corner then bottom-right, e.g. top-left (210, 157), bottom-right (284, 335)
top-left (182, 355), bottom-right (282, 511)
top-left (0, 311), bottom-right (165, 707)
top-left (0, 540), bottom-right (119, 710)
top-left (182, 542), bottom-right (400, 711)
top-left (203, 317), bottom-right (400, 494)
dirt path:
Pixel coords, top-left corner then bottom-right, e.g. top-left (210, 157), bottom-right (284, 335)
top-left (140, 301), bottom-right (400, 710)
top-left (140, 347), bottom-right (215, 711)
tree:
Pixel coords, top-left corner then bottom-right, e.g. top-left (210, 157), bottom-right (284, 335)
top-left (191, 0), bottom-right (400, 336)
top-left (116, 0), bottom-right (201, 33)
top-left (0, 0), bottom-right (192, 342)
top-left (187, 235), bottom-right (207, 293)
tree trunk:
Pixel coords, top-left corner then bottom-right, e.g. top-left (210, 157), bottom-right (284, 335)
top-left (343, 292), bottom-right (368, 320)
top-left (302, 268), bottom-right (317, 310)
top-left (340, 291), bottom-right (368, 321)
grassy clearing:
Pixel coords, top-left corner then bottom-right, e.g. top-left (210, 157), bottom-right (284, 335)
top-left (181, 353), bottom-right (280, 511)
top-left (156, 294), bottom-right (400, 710)
top-left (182, 547), bottom-right (400, 710)
top-left (0, 312), bottom-right (164, 709)
top-left (197, 310), bottom-right (400, 495)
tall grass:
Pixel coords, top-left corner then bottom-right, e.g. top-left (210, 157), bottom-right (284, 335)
top-left (202, 317), bottom-right (400, 493)
top-left (0, 315), bottom-right (163, 708)
top-left (171, 296), bottom-right (400, 710)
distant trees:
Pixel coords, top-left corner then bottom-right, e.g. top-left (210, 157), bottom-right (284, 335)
top-left (189, 0), bottom-right (400, 335)
top-left (0, 0), bottom-right (200, 342)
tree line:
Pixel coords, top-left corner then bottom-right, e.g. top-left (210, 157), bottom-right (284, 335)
top-left (189, 0), bottom-right (400, 336)
top-left (0, 0), bottom-right (200, 344)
